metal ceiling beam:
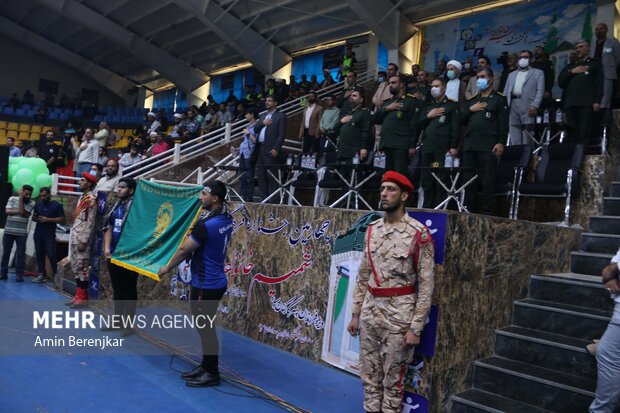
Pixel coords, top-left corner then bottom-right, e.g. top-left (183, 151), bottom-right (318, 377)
top-left (403, 0), bottom-right (490, 22)
top-left (141, 15), bottom-right (195, 40)
top-left (121, 0), bottom-right (173, 27)
top-left (176, 0), bottom-right (291, 74)
top-left (345, 0), bottom-right (415, 49)
top-left (35, 0), bottom-right (209, 92)
top-left (0, 14), bottom-right (136, 100)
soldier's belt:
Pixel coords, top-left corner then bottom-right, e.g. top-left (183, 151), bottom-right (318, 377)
top-left (367, 285), bottom-right (416, 297)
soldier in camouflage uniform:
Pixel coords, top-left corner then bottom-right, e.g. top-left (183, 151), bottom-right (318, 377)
top-left (66, 172), bottom-right (98, 309)
top-left (348, 171), bottom-right (435, 413)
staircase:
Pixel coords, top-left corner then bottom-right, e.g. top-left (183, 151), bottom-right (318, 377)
top-left (451, 182), bottom-right (620, 412)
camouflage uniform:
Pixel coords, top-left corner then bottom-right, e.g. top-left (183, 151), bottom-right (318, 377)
top-left (351, 214), bottom-right (435, 413)
top-left (70, 191), bottom-right (97, 282)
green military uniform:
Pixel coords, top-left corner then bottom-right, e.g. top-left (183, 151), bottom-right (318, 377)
top-left (407, 85), bottom-right (431, 103)
top-left (373, 94), bottom-right (423, 175)
top-left (336, 107), bottom-right (372, 160)
top-left (337, 87), bottom-right (356, 114)
top-left (461, 91), bottom-right (508, 214)
top-left (419, 97), bottom-right (460, 208)
top-left (558, 57), bottom-right (603, 145)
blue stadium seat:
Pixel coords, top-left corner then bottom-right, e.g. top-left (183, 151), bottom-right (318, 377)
top-left (26, 110), bottom-right (35, 117)
top-left (22, 104), bottom-right (31, 110)
top-left (74, 109), bottom-right (83, 117)
top-left (60, 113), bottom-right (69, 120)
top-left (48, 112), bottom-right (59, 120)
top-left (94, 114), bottom-right (103, 122)
top-left (3, 107), bottom-right (14, 115)
top-left (64, 109), bottom-right (73, 116)
top-left (15, 108), bottom-right (25, 116)
top-left (110, 115), bottom-right (121, 123)
top-left (121, 116), bottom-right (131, 123)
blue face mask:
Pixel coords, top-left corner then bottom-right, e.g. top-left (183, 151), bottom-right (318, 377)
top-left (476, 78), bottom-right (489, 91)
top-left (447, 70), bottom-right (456, 80)
top-left (377, 77), bottom-right (385, 83)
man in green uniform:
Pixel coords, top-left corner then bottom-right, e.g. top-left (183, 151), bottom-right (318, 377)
top-left (418, 78), bottom-right (460, 208)
top-left (461, 67), bottom-right (508, 215)
top-left (373, 75), bottom-right (421, 176)
top-left (337, 71), bottom-right (358, 114)
top-left (558, 39), bottom-right (604, 145)
top-left (336, 89), bottom-right (372, 162)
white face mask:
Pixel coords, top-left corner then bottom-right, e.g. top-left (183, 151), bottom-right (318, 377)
top-left (464, 63), bottom-right (471, 70)
top-left (518, 58), bottom-right (529, 69)
top-left (431, 86), bottom-right (442, 98)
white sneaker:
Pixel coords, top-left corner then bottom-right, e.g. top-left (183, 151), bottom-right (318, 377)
top-left (32, 274), bottom-right (48, 283)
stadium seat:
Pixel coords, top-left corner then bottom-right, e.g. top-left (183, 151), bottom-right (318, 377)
top-left (7, 123), bottom-right (18, 131)
top-left (15, 108), bottom-right (26, 116)
top-left (31, 125), bottom-right (42, 134)
top-left (29, 132), bottom-right (40, 141)
top-left (17, 131), bottom-right (29, 141)
top-left (18, 124), bottom-right (30, 132)
top-left (74, 109), bottom-right (83, 117)
top-left (0, 129), bottom-right (6, 138)
top-left (48, 112), bottom-right (59, 120)
top-left (0, 121), bottom-right (7, 129)
top-left (3, 107), bottom-right (14, 115)
top-left (7, 130), bottom-right (18, 139)
top-left (26, 110), bottom-right (35, 117)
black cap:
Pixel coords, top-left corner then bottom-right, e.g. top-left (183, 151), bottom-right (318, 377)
top-left (204, 180), bottom-right (227, 200)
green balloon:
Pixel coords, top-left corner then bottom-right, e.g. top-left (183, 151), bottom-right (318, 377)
top-left (11, 168), bottom-right (34, 189)
top-left (31, 185), bottom-right (40, 198)
top-left (35, 173), bottom-right (52, 188)
top-left (8, 164), bottom-right (18, 182)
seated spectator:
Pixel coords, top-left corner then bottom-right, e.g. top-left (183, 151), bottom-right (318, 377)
top-left (235, 103), bottom-right (246, 121)
top-left (146, 112), bottom-right (162, 134)
top-left (94, 121), bottom-right (111, 148)
top-left (59, 93), bottom-right (71, 108)
top-left (157, 110), bottom-right (169, 131)
top-left (275, 79), bottom-right (289, 103)
top-left (89, 163), bottom-right (104, 180)
top-left (289, 75), bottom-right (298, 92)
top-left (44, 93), bottom-right (55, 108)
top-left (204, 106), bottom-right (218, 132)
top-left (321, 69), bottom-right (335, 88)
top-left (134, 136), bottom-right (147, 156)
top-left (217, 103), bottom-right (232, 128)
top-left (95, 159), bottom-right (122, 192)
top-left (34, 103), bottom-right (49, 124)
top-left (149, 132), bottom-right (171, 157)
top-left (25, 147), bottom-right (39, 158)
top-left (183, 110), bottom-right (201, 141)
top-left (243, 85), bottom-right (257, 106)
top-left (299, 74), bottom-right (311, 90)
top-left (207, 94), bottom-right (217, 107)
top-left (170, 113), bottom-right (184, 139)
top-left (7, 137), bottom-right (22, 157)
top-left (23, 90), bottom-right (35, 106)
top-left (310, 75), bottom-right (320, 90)
top-left (119, 144), bottom-right (141, 168)
top-left (98, 147), bottom-right (109, 167)
top-left (8, 93), bottom-right (20, 110)
top-left (226, 90), bottom-right (238, 105)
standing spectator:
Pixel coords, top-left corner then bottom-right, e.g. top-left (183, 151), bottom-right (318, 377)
top-left (119, 144), bottom-right (142, 169)
top-left (7, 137), bottom-right (22, 157)
top-left (460, 58), bottom-right (476, 83)
top-left (336, 89), bottom-right (372, 162)
top-left (503, 50), bottom-right (545, 145)
top-left (319, 94), bottom-right (340, 150)
top-left (31, 187), bottom-right (65, 283)
top-left (589, 246), bottom-right (620, 413)
top-left (239, 109), bottom-right (258, 202)
top-left (216, 103), bottom-right (232, 128)
top-left (146, 112), bottom-right (162, 134)
top-left (254, 95), bottom-right (287, 200)
top-left (225, 90), bottom-right (238, 105)
top-left (95, 159), bottom-right (122, 192)
top-left (590, 22), bottom-right (620, 134)
top-left (39, 130), bottom-right (62, 173)
top-left (372, 63), bottom-right (399, 144)
top-left (74, 128), bottom-right (99, 175)
top-left (298, 91), bottom-right (324, 154)
top-left (558, 40), bottom-right (604, 145)
top-left (299, 74), bottom-right (311, 90)
top-left (337, 71), bottom-right (358, 113)
top-left (445, 60), bottom-right (464, 102)
top-left (0, 185), bottom-right (35, 282)
top-left (320, 69), bottom-right (335, 88)
top-left (8, 93), bottom-right (20, 110)
top-left (465, 56), bottom-right (499, 99)
top-left (373, 75), bottom-right (421, 176)
top-left (498, 54), bottom-right (519, 94)
top-left (310, 75), bottom-right (320, 90)
top-left (408, 70), bottom-right (432, 103)
top-left (66, 173), bottom-right (97, 308)
top-left (437, 59), bottom-right (448, 80)
top-left (289, 75), bottom-right (298, 92)
top-left (461, 67), bottom-right (508, 214)
top-left (418, 78), bottom-right (460, 208)
top-left (339, 44), bottom-right (357, 81)
top-left (531, 46), bottom-right (556, 104)
top-left (103, 177), bottom-right (138, 336)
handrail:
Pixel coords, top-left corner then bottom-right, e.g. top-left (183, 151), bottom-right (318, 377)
top-left (53, 67), bottom-right (378, 196)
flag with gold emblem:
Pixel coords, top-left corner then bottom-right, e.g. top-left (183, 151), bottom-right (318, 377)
top-left (110, 179), bottom-right (202, 281)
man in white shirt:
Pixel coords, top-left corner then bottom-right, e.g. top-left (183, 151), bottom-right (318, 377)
top-left (146, 112), bottom-right (161, 134)
top-left (503, 50), bottom-right (545, 145)
top-left (119, 145), bottom-right (141, 169)
top-left (75, 128), bottom-right (99, 176)
top-left (95, 159), bottom-right (122, 192)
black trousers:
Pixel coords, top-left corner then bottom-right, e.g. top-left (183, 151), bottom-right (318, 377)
top-left (383, 147), bottom-right (409, 176)
top-left (463, 150), bottom-right (497, 215)
top-left (108, 262), bottom-right (138, 328)
top-left (190, 286), bottom-right (227, 374)
top-left (565, 106), bottom-right (592, 145)
top-left (302, 128), bottom-right (320, 154)
top-left (420, 151), bottom-right (447, 209)
top-left (256, 147), bottom-right (279, 201)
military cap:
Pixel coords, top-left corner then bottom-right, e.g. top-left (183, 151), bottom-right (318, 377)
top-left (382, 170), bottom-right (414, 192)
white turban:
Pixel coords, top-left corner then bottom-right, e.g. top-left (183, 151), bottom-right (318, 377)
top-left (447, 60), bottom-right (462, 71)
top-left (147, 112), bottom-right (156, 117)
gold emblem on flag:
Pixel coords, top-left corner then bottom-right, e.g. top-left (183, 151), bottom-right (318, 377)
top-left (154, 202), bottom-right (173, 239)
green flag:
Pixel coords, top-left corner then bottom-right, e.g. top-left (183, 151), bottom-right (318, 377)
top-left (111, 179), bottom-right (202, 281)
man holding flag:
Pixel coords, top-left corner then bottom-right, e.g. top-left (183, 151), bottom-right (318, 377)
top-left (158, 180), bottom-right (233, 388)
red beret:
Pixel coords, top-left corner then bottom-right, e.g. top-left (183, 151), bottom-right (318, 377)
top-left (382, 170), bottom-right (414, 192)
top-left (82, 172), bottom-right (98, 184)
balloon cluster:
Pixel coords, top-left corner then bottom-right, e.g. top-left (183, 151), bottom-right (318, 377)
top-left (8, 157), bottom-right (52, 198)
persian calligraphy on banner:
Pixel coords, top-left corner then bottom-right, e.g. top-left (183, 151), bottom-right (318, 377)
top-left (110, 179), bottom-right (202, 281)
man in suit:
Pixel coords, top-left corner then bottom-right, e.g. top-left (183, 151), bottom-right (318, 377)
top-left (503, 50), bottom-right (545, 145)
top-left (590, 23), bottom-right (620, 111)
top-left (254, 95), bottom-right (287, 201)
top-left (298, 91), bottom-right (324, 154)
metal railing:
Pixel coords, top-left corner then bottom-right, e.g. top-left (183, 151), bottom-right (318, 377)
top-left (52, 66), bottom-right (377, 196)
